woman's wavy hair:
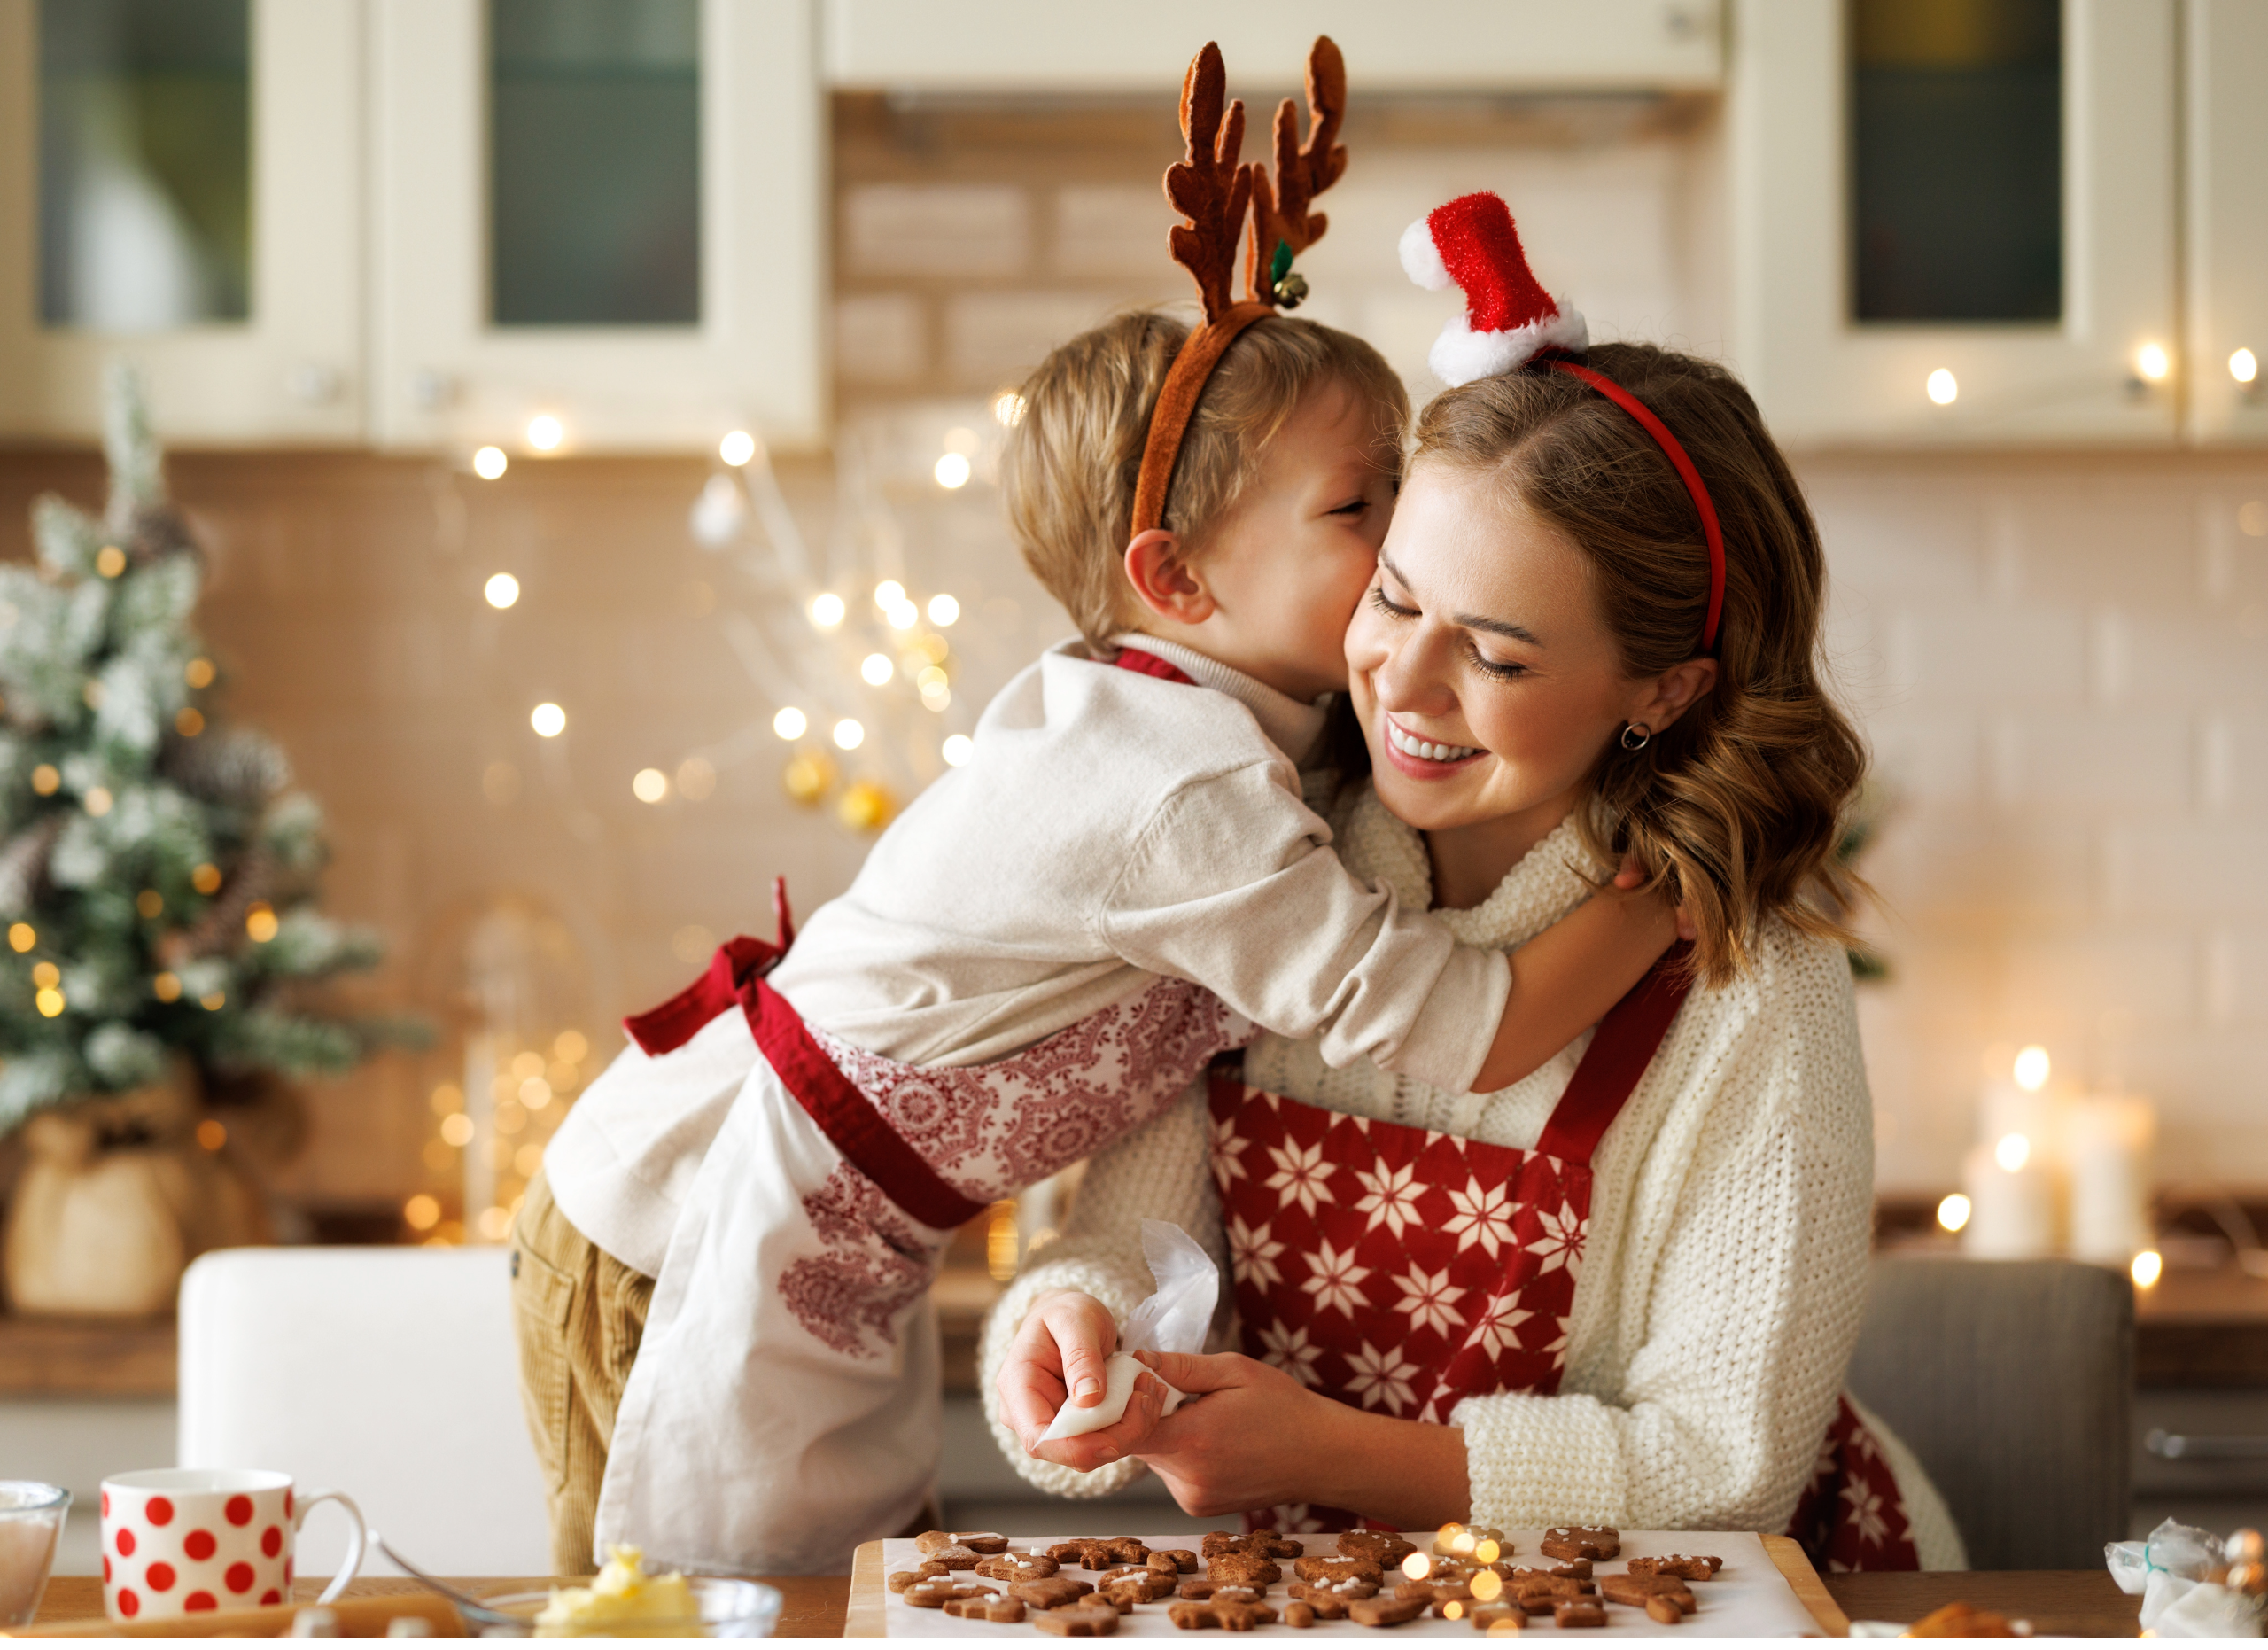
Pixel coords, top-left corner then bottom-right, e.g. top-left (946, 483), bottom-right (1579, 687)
top-left (1411, 342), bottom-right (1867, 986)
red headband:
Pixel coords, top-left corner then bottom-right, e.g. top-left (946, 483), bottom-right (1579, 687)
top-left (1404, 191), bottom-right (1725, 655)
top-left (1547, 359), bottom-right (1726, 654)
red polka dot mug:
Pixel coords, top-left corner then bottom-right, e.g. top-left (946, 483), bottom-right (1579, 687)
top-left (98, 1468), bottom-right (365, 1624)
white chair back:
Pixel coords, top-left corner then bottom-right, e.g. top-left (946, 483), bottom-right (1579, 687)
top-left (177, 1246), bottom-right (550, 1577)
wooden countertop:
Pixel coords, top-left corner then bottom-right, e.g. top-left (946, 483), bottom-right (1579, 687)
top-left (23, 1569), bottom-right (2147, 1637)
top-left (2133, 1264), bottom-right (2268, 1385)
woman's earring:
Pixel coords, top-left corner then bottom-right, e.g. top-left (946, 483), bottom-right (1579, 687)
top-left (1619, 722), bottom-right (1651, 751)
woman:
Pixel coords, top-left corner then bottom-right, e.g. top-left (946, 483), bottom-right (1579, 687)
top-left (983, 341), bottom-right (1966, 1571)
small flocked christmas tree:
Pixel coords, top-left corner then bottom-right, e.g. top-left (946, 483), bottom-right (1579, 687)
top-left (0, 365), bottom-right (392, 1134)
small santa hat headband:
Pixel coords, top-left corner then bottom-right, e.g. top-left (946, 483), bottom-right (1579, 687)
top-left (1132, 37), bottom-right (1347, 537)
top-left (1402, 191), bottom-right (1725, 654)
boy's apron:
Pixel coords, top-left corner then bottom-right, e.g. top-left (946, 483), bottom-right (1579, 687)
top-left (1205, 951), bottom-right (1918, 1572)
top-left (592, 925), bottom-right (1251, 1576)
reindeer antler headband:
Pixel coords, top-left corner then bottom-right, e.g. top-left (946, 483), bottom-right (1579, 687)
top-left (1403, 191), bottom-right (1726, 655)
top-left (1130, 37), bottom-right (1347, 538)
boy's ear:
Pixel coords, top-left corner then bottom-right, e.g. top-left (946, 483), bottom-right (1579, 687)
top-left (1124, 529), bottom-right (1217, 626)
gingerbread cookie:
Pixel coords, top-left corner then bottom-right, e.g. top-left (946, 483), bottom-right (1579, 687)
top-left (1283, 1601), bottom-right (1317, 1629)
top-left (1153, 1548), bottom-right (1200, 1575)
top-left (1508, 1573), bottom-right (1590, 1605)
top-left (887, 1562), bottom-right (949, 1592)
top-left (1347, 1594), bottom-right (1427, 1627)
top-left (1337, 1530), bottom-right (1417, 1568)
top-left (1539, 1526), bottom-right (1619, 1562)
top-left (1048, 1537), bottom-right (1151, 1569)
top-left (902, 1579), bottom-right (994, 1610)
top-left (1469, 1600), bottom-right (1529, 1631)
top-left (1294, 1555), bottom-right (1384, 1584)
top-left (1395, 1576), bottom-right (1472, 1607)
top-left (1167, 1598), bottom-right (1278, 1631)
top-left (1096, 1568), bottom-right (1177, 1607)
top-left (942, 1592), bottom-right (1026, 1623)
top-left (1204, 1554), bottom-right (1282, 1589)
top-left (976, 1552), bottom-right (1059, 1583)
top-left (1032, 1603), bottom-right (1122, 1636)
top-left (1177, 1582), bottom-right (1267, 1603)
top-left (1646, 1596), bottom-right (1688, 1625)
top-left (1012, 1576), bottom-right (1098, 1610)
top-left (1626, 1554), bottom-right (1720, 1582)
top-left (915, 1529), bottom-right (1006, 1556)
top-left (1600, 1574), bottom-right (1696, 1615)
top-left (1288, 1576), bottom-right (1380, 1605)
top-left (1202, 1531), bottom-right (1302, 1560)
top-left (1552, 1599), bottom-right (1608, 1629)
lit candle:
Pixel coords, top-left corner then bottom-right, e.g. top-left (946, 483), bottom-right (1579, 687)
top-left (1962, 1045), bottom-right (2058, 1259)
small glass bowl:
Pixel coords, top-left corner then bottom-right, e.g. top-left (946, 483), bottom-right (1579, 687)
top-left (470, 1577), bottom-right (783, 1638)
top-left (0, 1482), bottom-right (70, 1629)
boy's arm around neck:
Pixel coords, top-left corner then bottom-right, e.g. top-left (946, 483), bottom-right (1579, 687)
top-left (1468, 891), bottom-right (1681, 1095)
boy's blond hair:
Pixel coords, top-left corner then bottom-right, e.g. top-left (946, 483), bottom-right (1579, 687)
top-left (1002, 310), bottom-right (1410, 647)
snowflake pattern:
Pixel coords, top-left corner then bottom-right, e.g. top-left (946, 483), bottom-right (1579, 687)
top-left (1341, 1341), bottom-right (1420, 1415)
top-left (1300, 1237), bottom-right (1372, 1318)
top-left (1226, 1214), bottom-right (1286, 1291)
top-left (1391, 1263), bottom-right (1466, 1339)
top-left (1351, 1158), bottom-right (1425, 1239)
top-left (1839, 1477), bottom-right (1890, 1551)
top-left (1256, 1319), bottom-right (1323, 1387)
top-left (1525, 1200), bottom-right (1585, 1278)
top-left (1464, 1293), bottom-right (1534, 1361)
top-left (1442, 1175), bottom-right (1518, 1259)
top-left (1209, 1107), bottom-right (1251, 1186)
top-left (1786, 1396), bottom-right (1921, 1573)
top-left (1263, 1135), bottom-right (1334, 1218)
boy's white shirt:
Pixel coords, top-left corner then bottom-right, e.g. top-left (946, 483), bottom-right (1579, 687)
top-left (548, 634), bottom-right (1511, 1280)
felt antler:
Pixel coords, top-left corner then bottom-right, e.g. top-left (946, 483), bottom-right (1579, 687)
top-left (1247, 36), bottom-right (1347, 307)
top-left (1164, 43), bottom-right (1253, 323)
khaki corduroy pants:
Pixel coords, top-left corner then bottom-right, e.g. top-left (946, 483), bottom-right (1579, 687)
top-left (509, 1171), bottom-right (654, 1579)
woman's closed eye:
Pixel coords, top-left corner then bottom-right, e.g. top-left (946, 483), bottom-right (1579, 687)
top-left (1328, 494), bottom-right (1372, 518)
top-left (1368, 584), bottom-right (1414, 620)
top-left (1466, 645), bottom-right (1526, 682)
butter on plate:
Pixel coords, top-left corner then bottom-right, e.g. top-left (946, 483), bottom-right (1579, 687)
top-left (537, 1545), bottom-right (703, 1637)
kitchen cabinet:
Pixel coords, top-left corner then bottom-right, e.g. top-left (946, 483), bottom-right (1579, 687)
top-left (823, 1), bottom-right (1723, 93)
top-left (2183, 0), bottom-right (2268, 446)
top-left (370, 0), bottom-right (825, 453)
top-left (0, 0), bottom-right (363, 446)
top-left (1730, 0), bottom-right (2182, 447)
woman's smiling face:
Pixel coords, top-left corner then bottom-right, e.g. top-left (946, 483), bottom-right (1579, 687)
top-left (1345, 462), bottom-right (1652, 841)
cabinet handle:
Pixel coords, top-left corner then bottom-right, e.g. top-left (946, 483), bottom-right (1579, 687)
top-left (2146, 1428), bottom-right (2268, 1460)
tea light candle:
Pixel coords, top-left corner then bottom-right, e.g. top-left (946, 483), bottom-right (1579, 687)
top-left (0, 1483), bottom-right (68, 1628)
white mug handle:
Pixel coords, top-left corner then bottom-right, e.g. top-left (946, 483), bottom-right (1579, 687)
top-left (292, 1488), bottom-right (368, 1605)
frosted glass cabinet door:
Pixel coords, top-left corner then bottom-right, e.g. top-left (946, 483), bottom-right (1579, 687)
top-left (1729, 0), bottom-right (2179, 446)
top-left (0, 0), bottom-right (362, 443)
top-left (372, 0), bottom-right (824, 454)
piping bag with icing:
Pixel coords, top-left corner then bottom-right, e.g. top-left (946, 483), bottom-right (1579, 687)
top-left (1039, 1219), bottom-right (1217, 1440)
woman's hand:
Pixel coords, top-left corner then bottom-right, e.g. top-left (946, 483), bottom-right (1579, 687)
top-left (1132, 1350), bottom-right (1472, 1528)
top-left (994, 1289), bottom-right (1169, 1471)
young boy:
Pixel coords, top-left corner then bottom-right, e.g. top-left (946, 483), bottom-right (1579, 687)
top-left (518, 310), bottom-right (1677, 1580)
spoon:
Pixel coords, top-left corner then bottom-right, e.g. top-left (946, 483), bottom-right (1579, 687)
top-left (373, 1532), bottom-right (521, 1627)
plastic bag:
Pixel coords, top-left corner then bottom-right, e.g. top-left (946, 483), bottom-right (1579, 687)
top-left (1039, 1220), bottom-right (1217, 1441)
top-left (2148, 1577), bottom-right (2265, 1638)
top-left (2108, 1517), bottom-right (2224, 1597)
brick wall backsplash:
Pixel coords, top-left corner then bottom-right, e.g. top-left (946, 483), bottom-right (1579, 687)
top-left (0, 92), bottom-right (2259, 1210)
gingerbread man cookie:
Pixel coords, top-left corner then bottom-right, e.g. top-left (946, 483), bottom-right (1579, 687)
top-left (1540, 1526), bottom-right (1619, 1562)
top-left (1012, 1576), bottom-right (1098, 1611)
top-left (941, 1592), bottom-right (1026, 1623)
top-left (887, 1562), bottom-right (949, 1592)
top-left (1553, 1598), bottom-right (1609, 1628)
top-left (1293, 1555), bottom-right (1383, 1584)
top-left (975, 1551), bottom-right (1059, 1583)
top-left (1177, 1582), bottom-right (1268, 1603)
top-left (1048, 1537), bottom-right (1152, 1570)
top-left (1167, 1598), bottom-right (1278, 1631)
top-left (902, 1578), bottom-right (995, 1610)
top-left (1346, 1594), bottom-right (1427, 1627)
top-left (1600, 1574), bottom-right (1696, 1615)
top-left (1203, 1553), bottom-right (1282, 1589)
top-left (1202, 1531), bottom-right (1301, 1560)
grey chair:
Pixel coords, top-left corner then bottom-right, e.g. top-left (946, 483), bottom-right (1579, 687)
top-left (1845, 1256), bottom-right (2133, 1570)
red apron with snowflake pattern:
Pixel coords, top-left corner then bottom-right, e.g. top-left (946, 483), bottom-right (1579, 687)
top-left (1205, 951), bottom-right (1918, 1571)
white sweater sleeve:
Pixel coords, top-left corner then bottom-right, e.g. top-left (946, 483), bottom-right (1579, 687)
top-left (1100, 765), bottom-right (1510, 1094)
top-left (1453, 969), bottom-right (1875, 1532)
top-left (978, 1086), bottom-right (1227, 1499)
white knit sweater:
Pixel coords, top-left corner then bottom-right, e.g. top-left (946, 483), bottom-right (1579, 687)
top-left (980, 787), bottom-right (1967, 1568)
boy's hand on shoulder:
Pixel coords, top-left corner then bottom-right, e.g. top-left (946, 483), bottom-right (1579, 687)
top-left (997, 1289), bottom-right (1169, 1472)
